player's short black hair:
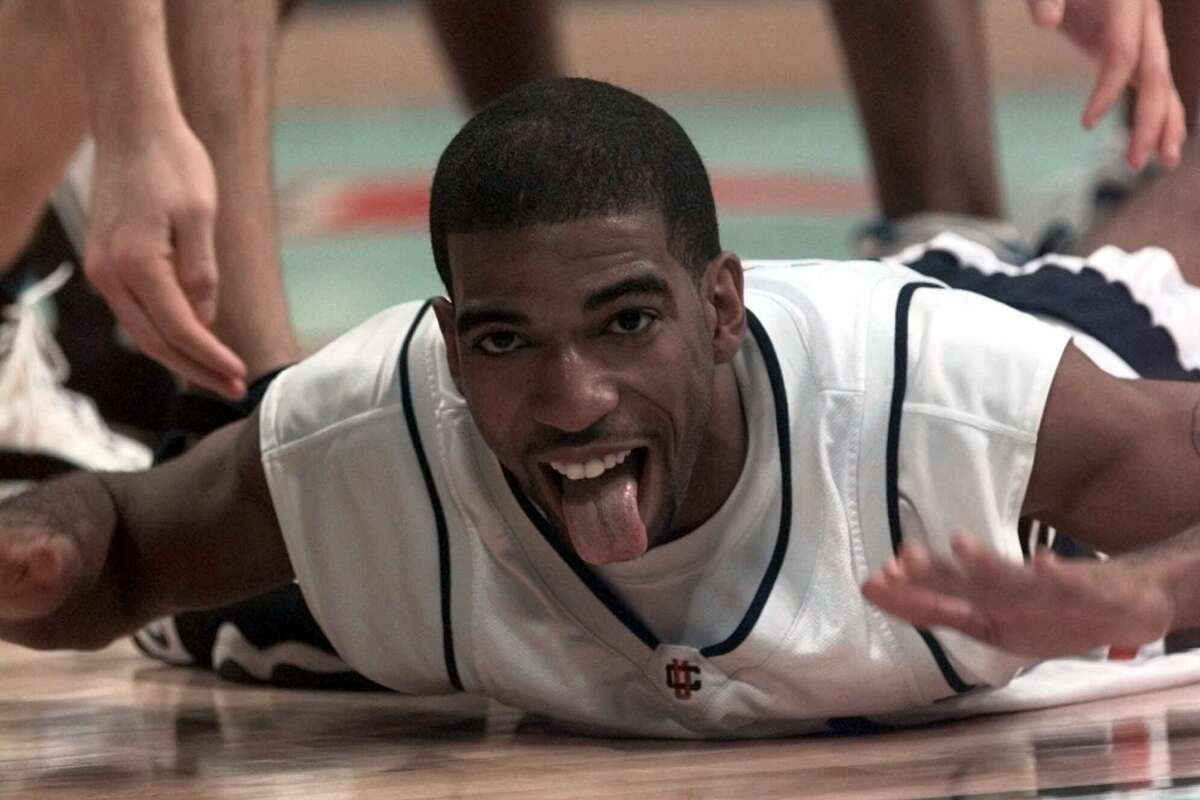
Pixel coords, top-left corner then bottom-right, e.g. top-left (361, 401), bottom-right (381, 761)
top-left (429, 77), bottom-right (721, 291)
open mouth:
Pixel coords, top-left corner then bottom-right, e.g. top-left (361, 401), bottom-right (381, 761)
top-left (540, 447), bottom-right (648, 496)
top-left (536, 447), bottom-right (652, 564)
top-left (548, 448), bottom-right (634, 481)
top-left (540, 448), bottom-right (652, 546)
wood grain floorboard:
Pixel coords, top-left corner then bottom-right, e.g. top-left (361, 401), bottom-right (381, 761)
top-left (5, 642), bottom-right (1200, 799)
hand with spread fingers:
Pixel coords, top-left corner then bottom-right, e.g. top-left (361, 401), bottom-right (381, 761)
top-left (861, 533), bottom-right (1174, 659)
top-left (1026, 0), bottom-right (1186, 169)
top-left (85, 122), bottom-right (248, 399)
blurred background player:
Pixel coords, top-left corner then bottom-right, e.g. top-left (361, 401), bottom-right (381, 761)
top-left (828, 0), bottom-right (1189, 258)
top-left (0, 0), bottom-right (561, 495)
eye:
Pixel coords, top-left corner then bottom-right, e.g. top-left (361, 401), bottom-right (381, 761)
top-left (475, 331), bottom-right (527, 355)
top-left (606, 309), bottom-right (656, 335)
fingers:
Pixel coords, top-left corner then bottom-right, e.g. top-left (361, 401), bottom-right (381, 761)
top-left (1026, 0), bottom-right (1066, 28)
top-left (1158, 93), bottom-right (1187, 169)
top-left (864, 534), bottom-right (1176, 658)
top-left (1118, 2), bottom-right (1176, 169)
top-left (1082, 49), bottom-right (1137, 131)
top-left (1085, 0), bottom-right (1183, 169)
top-left (861, 542), bottom-right (992, 641)
top-left (862, 535), bottom-right (1028, 640)
top-left (173, 206), bottom-right (220, 327)
top-left (862, 574), bottom-right (984, 637)
top-left (102, 272), bottom-right (246, 399)
top-left (86, 249), bottom-right (247, 399)
top-left (130, 254), bottom-right (245, 390)
top-left (1123, 3), bottom-right (1180, 169)
top-left (949, 534), bottom-right (1036, 596)
top-left (1057, 0), bottom-right (1183, 169)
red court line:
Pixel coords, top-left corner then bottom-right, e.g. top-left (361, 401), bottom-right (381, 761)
top-left (281, 172), bottom-right (872, 236)
top-left (712, 174), bottom-right (872, 215)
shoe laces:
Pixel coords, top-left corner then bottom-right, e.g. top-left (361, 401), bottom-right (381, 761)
top-left (0, 262), bottom-right (74, 386)
top-left (0, 263), bottom-right (130, 447)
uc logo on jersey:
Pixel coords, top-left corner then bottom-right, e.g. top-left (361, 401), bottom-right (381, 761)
top-left (665, 658), bottom-right (701, 700)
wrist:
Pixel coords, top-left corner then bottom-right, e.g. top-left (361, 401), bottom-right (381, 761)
top-left (67, 0), bottom-right (182, 144)
top-left (92, 99), bottom-right (187, 149)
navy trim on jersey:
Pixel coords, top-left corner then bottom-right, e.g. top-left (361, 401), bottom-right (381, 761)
top-left (504, 471), bottom-right (660, 649)
top-left (888, 282), bottom-right (975, 695)
top-left (905, 248), bottom-right (1200, 381)
top-left (701, 309), bottom-right (791, 658)
top-left (399, 300), bottom-right (463, 692)
top-left (503, 309), bottom-right (792, 658)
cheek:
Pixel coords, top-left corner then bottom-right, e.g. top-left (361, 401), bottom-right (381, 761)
top-left (633, 334), bottom-right (712, 429)
top-left (460, 369), bottom-right (526, 457)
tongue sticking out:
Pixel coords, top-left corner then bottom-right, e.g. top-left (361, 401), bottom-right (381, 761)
top-left (560, 464), bottom-right (647, 565)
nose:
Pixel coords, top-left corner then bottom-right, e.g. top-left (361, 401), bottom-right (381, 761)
top-left (529, 345), bottom-right (619, 432)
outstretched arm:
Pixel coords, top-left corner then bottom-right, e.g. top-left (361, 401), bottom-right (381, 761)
top-left (0, 410), bottom-right (291, 651)
top-left (864, 343), bottom-right (1200, 657)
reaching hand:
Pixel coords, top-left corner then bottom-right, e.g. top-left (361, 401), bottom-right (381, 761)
top-left (861, 533), bottom-right (1173, 659)
top-left (85, 119), bottom-right (247, 399)
top-left (1026, 0), bottom-right (1186, 170)
top-left (0, 520), bottom-right (82, 624)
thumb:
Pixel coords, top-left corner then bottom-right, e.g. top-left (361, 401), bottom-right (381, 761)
top-left (173, 212), bottom-right (220, 327)
top-left (1027, 0), bottom-right (1065, 27)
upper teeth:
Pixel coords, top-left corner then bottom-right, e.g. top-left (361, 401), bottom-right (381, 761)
top-left (549, 449), bottom-right (632, 480)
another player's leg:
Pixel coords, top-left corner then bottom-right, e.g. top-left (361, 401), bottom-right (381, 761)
top-left (134, 0), bottom-right (564, 689)
top-left (165, 0), bottom-right (300, 386)
top-left (425, 0), bottom-right (562, 111)
top-left (129, 0), bottom-right (337, 685)
top-left (0, 0), bottom-right (154, 495)
top-left (827, 0), bottom-right (1016, 257)
top-left (1080, 138), bottom-right (1200, 286)
top-left (0, 0), bottom-right (86, 272)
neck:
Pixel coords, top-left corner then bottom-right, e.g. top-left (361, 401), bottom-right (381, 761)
top-left (672, 362), bottom-right (747, 535)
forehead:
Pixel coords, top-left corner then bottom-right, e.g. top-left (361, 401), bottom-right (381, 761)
top-left (445, 213), bottom-right (685, 304)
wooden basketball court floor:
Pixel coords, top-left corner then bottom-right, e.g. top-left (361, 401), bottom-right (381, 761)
top-left (7, 639), bottom-right (1200, 799)
top-left (10, 2), bottom-right (1200, 798)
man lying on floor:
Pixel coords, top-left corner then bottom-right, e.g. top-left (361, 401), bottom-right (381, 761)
top-left (5, 77), bottom-right (1200, 738)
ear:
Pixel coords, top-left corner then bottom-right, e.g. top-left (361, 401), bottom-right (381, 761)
top-left (432, 297), bottom-right (463, 390)
top-left (701, 252), bottom-right (746, 364)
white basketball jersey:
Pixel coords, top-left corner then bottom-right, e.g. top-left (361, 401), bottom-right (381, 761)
top-left (260, 256), bottom-right (1075, 737)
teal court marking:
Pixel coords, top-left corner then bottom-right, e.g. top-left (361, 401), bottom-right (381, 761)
top-left (276, 89), bottom-right (1114, 344)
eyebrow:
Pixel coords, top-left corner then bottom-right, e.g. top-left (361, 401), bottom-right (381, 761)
top-left (455, 307), bottom-right (529, 336)
top-left (454, 273), bottom-right (673, 335)
top-left (582, 274), bottom-right (672, 311)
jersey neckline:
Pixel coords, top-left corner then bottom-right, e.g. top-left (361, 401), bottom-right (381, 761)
top-left (500, 309), bottom-right (793, 657)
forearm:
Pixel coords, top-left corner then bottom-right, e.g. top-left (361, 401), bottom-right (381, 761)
top-left (0, 417), bottom-right (290, 653)
top-left (0, 474), bottom-right (138, 650)
top-left (65, 0), bottom-right (184, 144)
